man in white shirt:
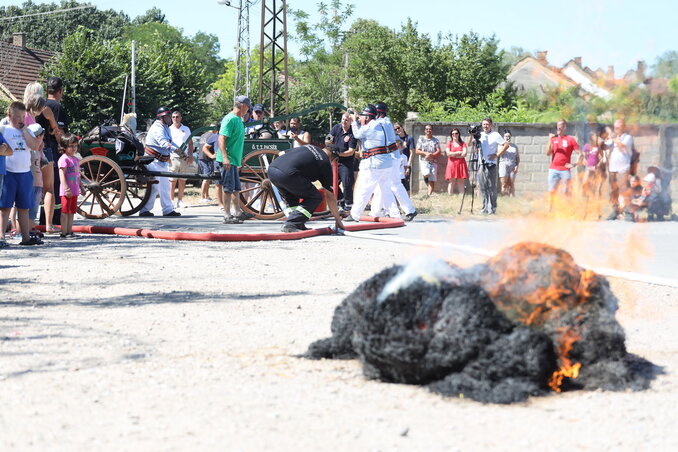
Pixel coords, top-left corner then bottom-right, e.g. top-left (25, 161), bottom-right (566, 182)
top-left (607, 119), bottom-right (633, 220)
top-left (169, 110), bottom-right (194, 209)
top-left (469, 117), bottom-right (508, 214)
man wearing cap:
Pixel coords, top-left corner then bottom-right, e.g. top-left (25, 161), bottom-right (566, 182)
top-left (218, 95), bottom-right (252, 224)
top-left (328, 112), bottom-right (357, 211)
top-left (246, 104), bottom-right (266, 137)
top-left (139, 106), bottom-right (182, 217)
top-left (267, 144), bottom-right (345, 233)
top-left (345, 104), bottom-right (396, 222)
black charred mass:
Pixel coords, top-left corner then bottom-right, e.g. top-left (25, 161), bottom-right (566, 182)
top-left (305, 244), bottom-right (656, 403)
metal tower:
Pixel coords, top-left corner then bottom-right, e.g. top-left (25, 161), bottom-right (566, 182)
top-left (234, 0), bottom-right (251, 100)
top-left (258, 0), bottom-right (289, 117)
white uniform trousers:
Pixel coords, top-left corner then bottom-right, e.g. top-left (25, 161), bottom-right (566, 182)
top-left (370, 164), bottom-right (415, 217)
top-left (350, 166), bottom-right (396, 221)
top-left (140, 159), bottom-right (174, 215)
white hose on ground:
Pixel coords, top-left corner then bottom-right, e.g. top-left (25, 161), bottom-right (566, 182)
top-left (343, 230), bottom-right (678, 289)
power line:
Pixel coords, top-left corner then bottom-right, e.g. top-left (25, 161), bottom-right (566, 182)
top-left (0, 4), bottom-right (95, 22)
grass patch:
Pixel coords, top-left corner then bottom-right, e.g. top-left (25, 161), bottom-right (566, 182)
top-left (410, 192), bottom-right (540, 219)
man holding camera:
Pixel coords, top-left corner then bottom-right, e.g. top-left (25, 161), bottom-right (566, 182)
top-left (469, 117), bottom-right (508, 214)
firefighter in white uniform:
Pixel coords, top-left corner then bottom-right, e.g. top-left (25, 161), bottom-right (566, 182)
top-left (346, 105), bottom-right (396, 222)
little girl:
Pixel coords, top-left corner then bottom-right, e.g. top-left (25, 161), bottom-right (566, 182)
top-left (58, 134), bottom-right (84, 238)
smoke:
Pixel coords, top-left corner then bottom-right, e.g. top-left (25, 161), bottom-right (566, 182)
top-left (376, 255), bottom-right (462, 303)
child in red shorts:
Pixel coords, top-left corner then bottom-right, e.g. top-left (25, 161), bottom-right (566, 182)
top-left (58, 134), bottom-right (84, 238)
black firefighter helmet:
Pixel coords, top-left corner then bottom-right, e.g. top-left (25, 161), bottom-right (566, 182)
top-left (155, 106), bottom-right (172, 118)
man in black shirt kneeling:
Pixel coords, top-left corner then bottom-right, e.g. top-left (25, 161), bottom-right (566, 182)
top-left (267, 144), bottom-right (345, 233)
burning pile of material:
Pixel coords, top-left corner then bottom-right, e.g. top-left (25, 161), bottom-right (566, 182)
top-left (306, 242), bottom-right (655, 403)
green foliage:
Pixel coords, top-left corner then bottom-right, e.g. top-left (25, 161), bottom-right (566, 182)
top-left (131, 7), bottom-right (166, 25)
top-left (652, 50), bottom-right (678, 78)
top-left (344, 21), bottom-right (510, 123)
top-left (440, 32), bottom-right (509, 107)
top-left (418, 88), bottom-right (554, 123)
top-left (123, 22), bottom-right (184, 46)
top-left (669, 75), bottom-right (678, 95)
top-left (124, 22), bottom-right (223, 84)
top-left (41, 29), bottom-right (212, 134)
top-left (1, 2), bottom-right (223, 132)
top-left (503, 46), bottom-right (534, 68)
top-left (637, 88), bottom-right (678, 122)
top-left (0, 0), bottom-right (129, 52)
top-left (287, 1), bottom-right (355, 140)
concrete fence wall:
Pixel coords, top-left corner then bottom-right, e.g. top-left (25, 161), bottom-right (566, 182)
top-left (403, 120), bottom-right (678, 201)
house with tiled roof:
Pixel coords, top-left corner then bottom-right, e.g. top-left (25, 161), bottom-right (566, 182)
top-left (507, 51), bottom-right (613, 99)
top-left (0, 33), bottom-right (59, 102)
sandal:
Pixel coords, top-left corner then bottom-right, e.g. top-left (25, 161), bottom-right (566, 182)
top-left (20, 236), bottom-right (44, 246)
top-left (45, 226), bottom-right (60, 234)
top-left (30, 230), bottom-right (45, 239)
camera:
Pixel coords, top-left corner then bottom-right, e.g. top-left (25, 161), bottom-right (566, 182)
top-left (468, 124), bottom-right (482, 141)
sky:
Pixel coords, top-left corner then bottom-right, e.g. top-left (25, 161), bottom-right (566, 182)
top-left (23, 0), bottom-right (678, 75)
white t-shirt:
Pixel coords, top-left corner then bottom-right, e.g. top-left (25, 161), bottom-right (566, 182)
top-left (608, 133), bottom-right (633, 173)
top-left (3, 125), bottom-right (31, 173)
top-left (170, 124), bottom-right (191, 156)
top-left (479, 130), bottom-right (504, 164)
top-left (399, 151), bottom-right (408, 179)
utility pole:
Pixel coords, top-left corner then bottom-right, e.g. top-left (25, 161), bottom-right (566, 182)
top-left (258, 0), bottom-right (289, 117)
top-left (131, 40), bottom-right (136, 114)
top-left (234, 0), bottom-right (251, 100)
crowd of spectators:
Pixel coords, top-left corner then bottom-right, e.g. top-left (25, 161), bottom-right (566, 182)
top-left (1, 76), bottom-right (671, 245)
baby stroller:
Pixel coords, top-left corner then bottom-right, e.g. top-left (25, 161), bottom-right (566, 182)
top-left (645, 166), bottom-right (673, 221)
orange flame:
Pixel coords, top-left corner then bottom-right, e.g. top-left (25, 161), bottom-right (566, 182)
top-left (548, 328), bottom-right (582, 392)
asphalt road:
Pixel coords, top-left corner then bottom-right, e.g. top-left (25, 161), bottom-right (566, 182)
top-left (73, 204), bottom-right (677, 284)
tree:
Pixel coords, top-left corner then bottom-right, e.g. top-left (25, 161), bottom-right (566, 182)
top-left (131, 7), bottom-right (166, 25)
top-left (344, 20), bottom-right (510, 122)
top-left (0, 1), bottom-right (130, 52)
top-left (42, 29), bottom-right (212, 133)
top-left (669, 75), bottom-right (678, 95)
top-left (652, 50), bottom-right (678, 78)
top-left (124, 21), bottom-right (224, 84)
top-left (344, 19), bottom-right (422, 122)
top-left (287, 0), bottom-right (355, 139)
top-left (441, 32), bottom-right (509, 107)
top-left (503, 46), bottom-right (534, 68)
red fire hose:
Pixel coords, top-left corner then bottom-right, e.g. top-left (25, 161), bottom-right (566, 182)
top-left (43, 216), bottom-right (404, 242)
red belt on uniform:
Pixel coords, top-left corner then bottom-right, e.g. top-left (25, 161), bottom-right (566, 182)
top-left (144, 146), bottom-right (170, 162)
top-left (362, 146), bottom-right (389, 159)
top-left (387, 142), bottom-right (398, 152)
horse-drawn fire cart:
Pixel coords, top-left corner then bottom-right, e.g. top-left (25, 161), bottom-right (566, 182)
top-left (77, 125), bottom-right (295, 220)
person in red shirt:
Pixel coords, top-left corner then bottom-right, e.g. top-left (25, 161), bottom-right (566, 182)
top-left (546, 119), bottom-right (579, 207)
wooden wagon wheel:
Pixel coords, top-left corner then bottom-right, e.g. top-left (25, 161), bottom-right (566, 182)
top-left (238, 149), bottom-right (286, 220)
top-left (78, 155), bottom-right (126, 219)
top-left (119, 174), bottom-right (153, 216)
